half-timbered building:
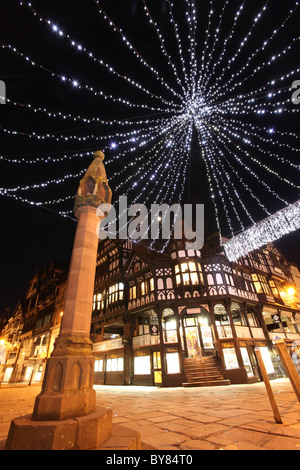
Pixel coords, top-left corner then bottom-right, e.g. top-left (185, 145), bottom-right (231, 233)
top-left (91, 235), bottom-right (300, 387)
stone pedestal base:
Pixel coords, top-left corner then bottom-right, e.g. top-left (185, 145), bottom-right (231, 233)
top-left (32, 337), bottom-right (96, 421)
top-left (5, 407), bottom-right (142, 450)
top-left (5, 406), bottom-right (112, 450)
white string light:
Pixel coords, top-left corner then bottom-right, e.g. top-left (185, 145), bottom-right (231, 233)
top-left (0, 1), bottom-right (299, 255)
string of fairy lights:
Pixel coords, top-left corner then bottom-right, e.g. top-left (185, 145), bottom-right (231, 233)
top-left (0, 0), bottom-right (299, 259)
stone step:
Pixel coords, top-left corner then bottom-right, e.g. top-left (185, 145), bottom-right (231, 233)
top-left (185, 371), bottom-right (223, 378)
top-left (186, 373), bottom-right (224, 381)
top-left (98, 424), bottom-right (141, 450)
top-left (183, 356), bottom-right (231, 388)
top-left (184, 366), bottom-right (220, 373)
top-left (182, 379), bottom-right (231, 387)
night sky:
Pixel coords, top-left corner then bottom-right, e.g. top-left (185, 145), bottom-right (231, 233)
top-left (0, 0), bottom-right (299, 315)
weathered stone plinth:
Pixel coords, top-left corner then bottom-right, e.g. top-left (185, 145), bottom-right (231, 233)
top-left (33, 354), bottom-right (96, 421)
top-left (5, 406), bottom-right (113, 450)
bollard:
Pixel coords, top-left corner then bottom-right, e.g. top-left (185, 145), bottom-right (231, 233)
top-left (255, 347), bottom-right (282, 424)
top-left (274, 339), bottom-right (300, 403)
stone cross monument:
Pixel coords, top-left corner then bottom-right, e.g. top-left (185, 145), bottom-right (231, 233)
top-left (5, 151), bottom-right (140, 450)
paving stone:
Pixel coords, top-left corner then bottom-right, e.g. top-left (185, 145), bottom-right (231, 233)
top-left (184, 423), bottom-right (230, 439)
top-left (1, 379), bottom-right (300, 451)
top-left (141, 431), bottom-right (187, 448)
top-left (179, 439), bottom-right (217, 450)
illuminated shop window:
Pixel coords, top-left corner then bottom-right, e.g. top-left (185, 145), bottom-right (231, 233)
top-left (231, 302), bottom-right (247, 326)
top-left (240, 348), bottom-right (254, 377)
top-left (94, 359), bottom-right (103, 372)
top-left (106, 357), bottom-right (123, 372)
top-left (162, 319), bottom-right (178, 343)
top-left (134, 355), bottom-right (151, 375)
top-left (246, 308), bottom-right (260, 327)
top-left (165, 352), bottom-right (180, 374)
top-left (223, 347), bottom-right (239, 369)
top-left (259, 347), bottom-right (275, 374)
top-left (214, 304), bottom-right (232, 338)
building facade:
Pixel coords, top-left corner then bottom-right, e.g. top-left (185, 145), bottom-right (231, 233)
top-left (91, 235), bottom-right (300, 387)
top-left (0, 262), bottom-right (66, 384)
top-left (1, 238), bottom-right (300, 387)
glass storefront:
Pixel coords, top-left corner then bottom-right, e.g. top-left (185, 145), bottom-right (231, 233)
top-left (222, 347), bottom-right (239, 369)
top-left (214, 304), bottom-right (233, 338)
top-left (165, 352), bottom-right (180, 374)
top-left (240, 347), bottom-right (254, 377)
top-left (181, 308), bottom-right (214, 358)
top-left (134, 355), bottom-right (151, 375)
top-left (259, 347), bottom-right (275, 374)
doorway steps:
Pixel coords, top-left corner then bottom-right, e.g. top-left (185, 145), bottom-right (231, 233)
top-left (182, 356), bottom-right (231, 387)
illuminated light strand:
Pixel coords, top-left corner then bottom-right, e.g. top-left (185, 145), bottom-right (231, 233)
top-left (155, 124), bottom-right (193, 253)
top-left (0, 43), bottom-right (176, 113)
top-left (205, 1), bottom-right (268, 97)
top-left (2, 169), bottom-right (86, 193)
top-left (127, 122), bottom-right (192, 249)
top-left (106, 119), bottom-right (191, 240)
top-left (184, 0), bottom-right (198, 90)
top-left (105, 132), bottom-right (187, 239)
top-left (0, 189), bottom-right (76, 221)
top-left (198, 0), bottom-right (214, 94)
top-left (199, 124), bottom-right (235, 236)
top-left (215, 119), bottom-right (300, 183)
top-left (196, 128), bottom-right (222, 244)
top-left (210, 127), bottom-right (291, 206)
top-left (4, 96), bottom-right (174, 126)
top-left (200, 0), bottom-right (230, 90)
top-left (0, 150), bottom-right (93, 164)
top-left (215, 64), bottom-right (300, 107)
top-left (12, 118), bottom-right (187, 207)
top-left (223, 199), bottom-right (300, 262)
top-left (201, 1), bottom-right (246, 92)
top-left (205, 119), bottom-right (275, 223)
top-left (113, 118), bottom-right (187, 195)
top-left (215, 116), bottom-right (300, 168)
top-left (209, 136), bottom-right (271, 220)
top-left (91, 0), bottom-right (183, 102)
top-left (0, 1), bottom-right (299, 257)
top-left (18, 1), bottom-right (178, 109)
top-left (108, 115), bottom-right (186, 183)
top-left (165, 0), bottom-right (190, 91)
top-left (208, 2), bottom-right (299, 100)
top-left (142, 0), bottom-right (186, 97)
top-left (211, 27), bottom-right (300, 102)
top-left (0, 118), bottom-right (172, 143)
top-left (149, 124), bottom-right (193, 252)
top-left (206, 131), bottom-right (253, 231)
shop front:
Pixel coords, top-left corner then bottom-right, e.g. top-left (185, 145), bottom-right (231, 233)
top-left (132, 349), bottom-right (153, 386)
top-left (93, 337), bottom-right (125, 385)
top-left (179, 306), bottom-right (215, 358)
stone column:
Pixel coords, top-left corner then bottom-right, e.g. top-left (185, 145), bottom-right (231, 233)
top-left (5, 151), bottom-right (117, 449)
top-left (32, 205), bottom-right (100, 421)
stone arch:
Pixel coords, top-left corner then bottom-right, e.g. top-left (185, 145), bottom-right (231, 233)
top-left (51, 361), bottom-right (63, 393)
top-left (70, 362), bottom-right (82, 390)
